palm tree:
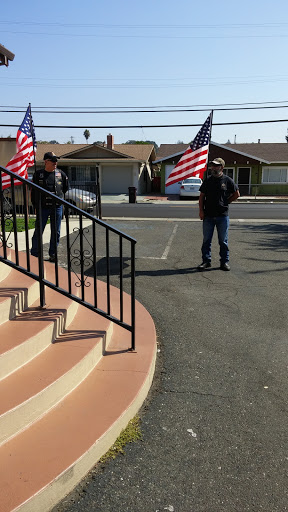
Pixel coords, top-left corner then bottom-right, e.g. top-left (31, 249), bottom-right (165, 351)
top-left (83, 129), bottom-right (90, 143)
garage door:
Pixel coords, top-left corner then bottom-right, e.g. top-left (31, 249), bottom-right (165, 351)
top-left (165, 164), bottom-right (181, 194)
top-left (102, 166), bottom-right (133, 194)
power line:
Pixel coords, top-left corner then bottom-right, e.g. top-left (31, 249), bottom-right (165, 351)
top-left (2, 105), bottom-right (288, 115)
top-left (3, 77), bottom-right (288, 90)
top-left (2, 29), bottom-right (288, 40)
top-left (1, 119), bottom-right (288, 129)
top-left (1, 21), bottom-right (288, 28)
top-left (2, 105), bottom-right (288, 114)
top-left (1, 100), bottom-right (288, 110)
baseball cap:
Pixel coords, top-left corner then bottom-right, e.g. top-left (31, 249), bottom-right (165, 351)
top-left (43, 152), bottom-right (59, 162)
top-left (210, 157), bottom-right (225, 167)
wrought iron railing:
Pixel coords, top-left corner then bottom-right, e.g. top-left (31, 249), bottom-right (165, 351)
top-left (0, 166), bottom-right (136, 349)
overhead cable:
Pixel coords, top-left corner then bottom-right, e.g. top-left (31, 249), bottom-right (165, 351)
top-left (1, 119), bottom-right (288, 129)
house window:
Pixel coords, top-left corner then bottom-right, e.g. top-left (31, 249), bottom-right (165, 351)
top-left (69, 166), bottom-right (98, 183)
top-left (262, 167), bottom-right (288, 183)
top-left (223, 168), bottom-right (234, 179)
top-left (70, 166), bottom-right (77, 181)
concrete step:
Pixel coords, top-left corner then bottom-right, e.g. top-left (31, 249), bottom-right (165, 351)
top-left (0, 256), bottom-right (157, 512)
top-left (0, 263), bottom-right (79, 380)
top-left (0, 304), bottom-right (113, 445)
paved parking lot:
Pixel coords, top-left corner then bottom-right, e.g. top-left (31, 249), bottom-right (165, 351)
top-left (54, 219), bottom-right (288, 512)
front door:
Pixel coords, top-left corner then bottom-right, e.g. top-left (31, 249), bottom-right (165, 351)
top-left (237, 168), bottom-right (250, 195)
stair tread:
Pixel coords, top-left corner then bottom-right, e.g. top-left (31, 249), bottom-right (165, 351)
top-left (0, 304), bottom-right (111, 416)
top-left (0, 300), bottom-right (156, 512)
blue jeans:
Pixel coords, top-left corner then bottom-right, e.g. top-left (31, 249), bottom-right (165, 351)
top-left (31, 205), bottom-right (63, 257)
top-left (201, 216), bottom-right (230, 264)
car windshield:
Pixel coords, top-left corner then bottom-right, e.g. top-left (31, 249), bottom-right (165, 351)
top-left (71, 189), bottom-right (95, 198)
top-left (183, 178), bottom-right (202, 184)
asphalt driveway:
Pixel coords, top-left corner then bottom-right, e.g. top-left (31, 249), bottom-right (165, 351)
top-left (53, 219), bottom-right (288, 512)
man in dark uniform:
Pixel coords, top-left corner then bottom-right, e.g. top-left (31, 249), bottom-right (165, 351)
top-left (198, 157), bottom-right (240, 271)
top-left (31, 151), bottom-right (69, 262)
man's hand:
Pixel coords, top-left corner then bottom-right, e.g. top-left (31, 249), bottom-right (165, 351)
top-left (199, 192), bottom-right (205, 220)
top-left (228, 190), bottom-right (240, 203)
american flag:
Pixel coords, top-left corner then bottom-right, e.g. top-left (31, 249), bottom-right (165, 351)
top-left (165, 112), bottom-right (212, 187)
top-left (1, 105), bottom-right (37, 190)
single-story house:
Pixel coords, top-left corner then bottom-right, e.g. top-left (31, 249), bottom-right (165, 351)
top-left (154, 141), bottom-right (288, 196)
top-left (0, 135), bottom-right (156, 195)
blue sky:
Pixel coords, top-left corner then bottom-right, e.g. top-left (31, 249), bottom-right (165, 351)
top-left (1, 0), bottom-right (288, 147)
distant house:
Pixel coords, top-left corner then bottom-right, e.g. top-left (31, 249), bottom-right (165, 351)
top-left (0, 135), bottom-right (156, 195)
top-left (154, 141), bottom-right (288, 196)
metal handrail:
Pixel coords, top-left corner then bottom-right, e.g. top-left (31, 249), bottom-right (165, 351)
top-left (0, 166), bottom-right (137, 349)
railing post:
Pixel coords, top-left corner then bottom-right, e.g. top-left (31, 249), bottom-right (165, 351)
top-left (0, 175), bottom-right (7, 259)
top-left (36, 195), bottom-right (45, 307)
top-left (0, 166), bottom-right (138, 348)
top-left (130, 241), bottom-right (136, 351)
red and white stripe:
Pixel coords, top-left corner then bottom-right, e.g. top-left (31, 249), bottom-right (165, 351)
top-left (1, 131), bottom-right (34, 190)
top-left (165, 144), bottom-right (209, 187)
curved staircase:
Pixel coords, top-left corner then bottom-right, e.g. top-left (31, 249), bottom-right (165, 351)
top-left (0, 256), bottom-right (157, 512)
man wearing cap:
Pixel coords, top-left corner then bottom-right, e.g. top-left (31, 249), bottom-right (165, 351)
top-left (198, 157), bottom-right (240, 271)
top-left (31, 152), bottom-right (69, 262)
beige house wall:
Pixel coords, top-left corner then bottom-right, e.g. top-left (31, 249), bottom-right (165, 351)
top-left (0, 138), bottom-right (16, 168)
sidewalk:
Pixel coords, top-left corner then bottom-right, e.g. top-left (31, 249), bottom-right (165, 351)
top-left (101, 193), bottom-right (288, 204)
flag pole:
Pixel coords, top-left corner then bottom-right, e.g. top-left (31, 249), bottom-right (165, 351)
top-left (205, 110), bottom-right (214, 180)
top-left (29, 103), bottom-right (37, 170)
top-left (28, 103), bottom-right (37, 219)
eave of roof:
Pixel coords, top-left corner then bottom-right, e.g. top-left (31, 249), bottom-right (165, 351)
top-left (153, 141), bottom-right (271, 164)
top-left (48, 158), bottom-right (146, 164)
top-left (35, 143), bottom-right (155, 163)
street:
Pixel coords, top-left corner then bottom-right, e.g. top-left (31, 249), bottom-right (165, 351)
top-left (101, 201), bottom-right (288, 220)
top-left (53, 218), bottom-right (288, 512)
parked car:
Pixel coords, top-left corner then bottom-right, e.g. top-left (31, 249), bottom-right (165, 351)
top-left (65, 188), bottom-right (97, 211)
top-left (179, 177), bottom-right (202, 199)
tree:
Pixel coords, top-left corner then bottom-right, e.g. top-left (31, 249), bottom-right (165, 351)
top-left (38, 140), bottom-right (59, 144)
top-left (124, 139), bottom-right (158, 150)
top-left (83, 129), bottom-right (90, 143)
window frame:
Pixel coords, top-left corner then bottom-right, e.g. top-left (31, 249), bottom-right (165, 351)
top-left (223, 167), bottom-right (235, 180)
top-left (262, 167), bottom-right (288, 184)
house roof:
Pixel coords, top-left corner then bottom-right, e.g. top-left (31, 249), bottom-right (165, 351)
top-left (36, 143), bottom-right (156, 162)
top-left (156, 144), bottom-right (187, 161)
top-left (114, 144), bottom-right (156, 161)
top-left (222, 143), bottom-right (288, 163)
top-left (155, 142), bottom-right (288, 164)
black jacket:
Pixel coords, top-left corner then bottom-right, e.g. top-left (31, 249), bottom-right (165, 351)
top-left (31, 168), bottom-right (69, 208)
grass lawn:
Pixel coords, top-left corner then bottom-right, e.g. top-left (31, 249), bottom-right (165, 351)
top-left (5, 218), bottom-right (36, 232)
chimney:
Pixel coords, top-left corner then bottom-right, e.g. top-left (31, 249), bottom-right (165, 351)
top-left (107, 133), bottom-right (114, 150)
